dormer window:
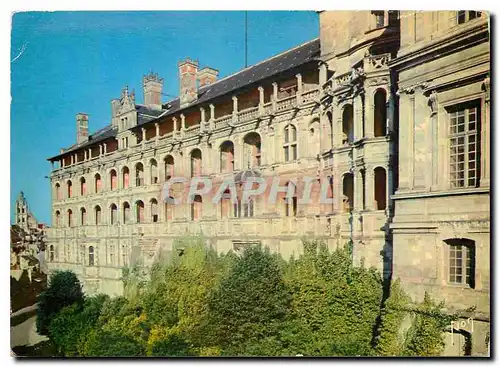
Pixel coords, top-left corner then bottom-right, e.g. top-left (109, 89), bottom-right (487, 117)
top-left (372, 10), bottom-right (385, 28)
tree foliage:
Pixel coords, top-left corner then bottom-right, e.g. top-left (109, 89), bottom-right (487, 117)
top-left (41, 236), bottom-right (455, 357)
top-left (36, 270), bottom-right (84, 335)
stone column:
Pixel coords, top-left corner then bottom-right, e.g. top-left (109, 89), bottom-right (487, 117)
top-left (258, 86), bottom-right (265, 115)
top-left (99, 145), bottom-right (103, 157)
top-left (103, 143), bottom-right (107, 155)
top-left (319, 105), bottom-right (326, 152)
top-left (180, 114), bottom-right (186, 135)
top-left (386, 164), bottom-right (394, 213)
top-left (232, 96), bottom-right (238, 124)
top-left (353, 94), bottom-right (364, 141)
top-left (173, 117), bottom-right (178, 132)
top-left (200, 107), bottom-right (206, 124)
top-left (365, 167), bottom-right (375, 210)
top-left (141, 128), bottom-right (146, 148)
top-left (155, 122), bottom-right (160, 142)
top-left (272, 82), bottom-right (278, 110)
top-left (354, 168), bottom-right (364, 211)
top-left (209, 104), bottom-right (215, 122)
top-left (84, 150), bottom-right (87, 161)
top-left (387, 91), bottom-right (395, 135)
top-left (319, 63), bottom-right (327, 86)
top-left (365, 89), bottom-right (375, 138)
top-left (88, 148), bottom-right (92, 160)
top-left (334, 106), bottom-right (343, 147)
top-left (334, 172), bottom-right (343, 213)
top-left (296, 73), bottom-right (303, 105)
top-left (70, 155), bottom-right (74, 165)
top-left (481, 77), bottom-right (490, 187)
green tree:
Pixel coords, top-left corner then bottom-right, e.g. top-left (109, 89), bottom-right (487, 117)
top-left (206, 245), bottom-right (291, 356)
top-left (79, 329), bottom-right (146, 357)
top-left (36, 270), bottom-right (84, 335)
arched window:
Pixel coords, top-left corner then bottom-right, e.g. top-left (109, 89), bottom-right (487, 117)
top-left (94, 173), bottom-right (102, 193)
top-left (136, 200), bottom-right (145, 223)
top-left (150, 199), bottom-right (158, 223)
top-left (67, 180), bottom-right (73, 198)
top-left (49, 245), bottom-right (55, 261)
top-left (342, 173), bottom-right (354, 212)
top-left (220, 141), bottom-right (235, 173)
top-left (342, 105), bottom-right (354, 144)
top-left (80, 207), bottom-right (86, 226)
top-left (94, 205), bottom-right (102, 225)
top-left (284, 124), bottom-right (298, 162)
top-left (135, 163), bottom-right (144, 186)
top-left (79, 177), bottom-right (86, 196)
top-left (88, 246), bottom-right (94, 266)
top-left (55, 211), bottom-right (61, 227)
top-left (110, 169), bottom-right (118, 190)
top-left (445, 238), bottom-right (475, 288)
top-left (123, 202), bottom-right (130, 224)
top-left (150, 159), bottom-right (158, 184)
top-left (284, 182), bottom-right (297, 217)
top-left (55, 183), bottom-right (61, 201)
top-left (164, 198), bottom-right (174, 221)
top-left (191, 195), bottom-right (202, 221)
top-left (122, 167), bottom-right (130, 189)
top-left (190, 149), bottom-right (202, 177)
top-left (110, 204), bottom-right (117, 225)
top-left (243, 132), bottom-right (261, 168)
top-left (374, 89), bottom-right (387, 137)
top-left (374, 167), bottom-right (387, 210)
top-left (67, 209), bottom-right (73, 227)
top-left (164, 155), bottom-right (174, 181)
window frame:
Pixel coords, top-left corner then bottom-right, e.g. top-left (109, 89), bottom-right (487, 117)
top-left (446, 239), bottom-right (475, 288)
top-left (283, 124), bottom-right (298, 162)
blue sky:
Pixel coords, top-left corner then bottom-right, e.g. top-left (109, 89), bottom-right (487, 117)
top-left (10, 11), bottom-right (319, 224)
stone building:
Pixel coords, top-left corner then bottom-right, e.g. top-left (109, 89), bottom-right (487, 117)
top-left (45, 10), bottom-right (490, 356)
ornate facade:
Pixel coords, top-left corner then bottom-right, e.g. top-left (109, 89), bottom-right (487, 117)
top-left (45, 11), bottom-right (490, 356)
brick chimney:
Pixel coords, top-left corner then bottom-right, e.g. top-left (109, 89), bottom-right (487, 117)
top-left (76, 113), bottom-right (89, 145)
top-left (143, 72), bottom-right (164, 110)
top-left (198, 67), bottom-right (219, 87)
top-left (179, 58), bottom-right (199, 108)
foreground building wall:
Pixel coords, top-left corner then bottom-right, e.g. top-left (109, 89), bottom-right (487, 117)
top-left (390, 11), bottom-right (490, 356)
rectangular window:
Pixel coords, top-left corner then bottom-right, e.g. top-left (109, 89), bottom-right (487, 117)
top-left (448, 242), bottom-right (475, 288)
top-left (449, 102), bottom-right (481, 188)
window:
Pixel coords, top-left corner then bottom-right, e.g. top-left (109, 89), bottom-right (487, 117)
top-left (109, 245), bottom-right (115, 266)
top-left (88, 246), bottom-right (94, 266)
top-left (122, 245), bottom-right (128, 266)
top-left (284, 124), bottom-right (298, 162)
top-left (135, 163), bottom-right (144, 186)
top-left (164, 156), bottom-right (174, 181)
top-left (94, 173), bottom-right (102, 193)
top-left (190, 149), bottom-right (202, 177)
top-left (67, 180), bottom-right (73, 198)
top-left (136, 201), bottom-right (145, 223)
top-left (55, 183), bottom-right (61, 200)
top-left (55, 211), bottom-right (61, 227)
top-left (150, 159), bottom-right (158, 184)
top-left (446, 239), bottom-right (475, 288)
top-left (243, 132), bottom-right (261, 168)
top-left (220, 141), bottom-right (235, 173)
top-left (110, 170), bottom-right (118, 190)
top-left (80, 177), bottom-right (86, 196)
top-left (191, 195), bottom-right (202, 221)
top-left (343, 173), bottom-right (354, 212)
top-left (67, 209), bottom-right (73, 227)
top-left (373, 10), bottom-right (385, 28)
top-left (164, 199), bottom-right (174, 221)
top-left (110, 204), bottom-right (117, 225)
top-left (449, 102), bottom-right (481, 188)
top-left (374, 167), bottom-right (387, 210)
top-left (123, 202), bottom-right (130, 223)
top-left (150, 199), bottom-right (158, 222)
top-left (221, 189), bottom-right (232, 218)
top-left (122, 167), bottom-right (130, 189)
top-left (95, 206), bottom-right (102, 225)
top-left (342, 105), bottom-right (354, 144)
top-left (457, 11), bottom-right (481, 24)
top-left (49, 245), bottom-right (54, 261)
top-left (80, 207), bottom-right (86, 226)
top-left (374, 89), bottom-right (387, 137)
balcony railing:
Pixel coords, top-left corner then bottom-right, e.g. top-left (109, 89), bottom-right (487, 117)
top-left (238, 106), bottom-right (259, 123)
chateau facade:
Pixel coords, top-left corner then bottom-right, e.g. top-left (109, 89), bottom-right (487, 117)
top-left (45, 11), bottom-right (490, 355)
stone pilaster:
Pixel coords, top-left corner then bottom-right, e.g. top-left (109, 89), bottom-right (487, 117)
top-left (365, 89), bottom-right (375, 138)
top-left (354, 168), bottom-right (364, 211)
top-left (481, 77), bottom-right (490, 187)
top-left (365, 167), bottom-right (375, 210)
top-left (354, 94), bottom-right (364, 141)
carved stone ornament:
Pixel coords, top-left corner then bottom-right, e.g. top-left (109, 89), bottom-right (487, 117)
top-left (428, 90), bottom-right (438, 116)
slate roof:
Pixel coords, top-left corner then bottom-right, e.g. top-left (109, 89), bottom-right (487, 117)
top-left (48, 38), bottom-right (320, 161)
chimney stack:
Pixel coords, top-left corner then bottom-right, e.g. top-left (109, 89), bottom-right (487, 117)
top-left (198, 67), bottom-right (219, 87)
top-left (143, 72), bottom-right (164, 110)
top-left (76, 113), bottom-right (89, 145)
top-left (179, 58), bottom-right (199, 108)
